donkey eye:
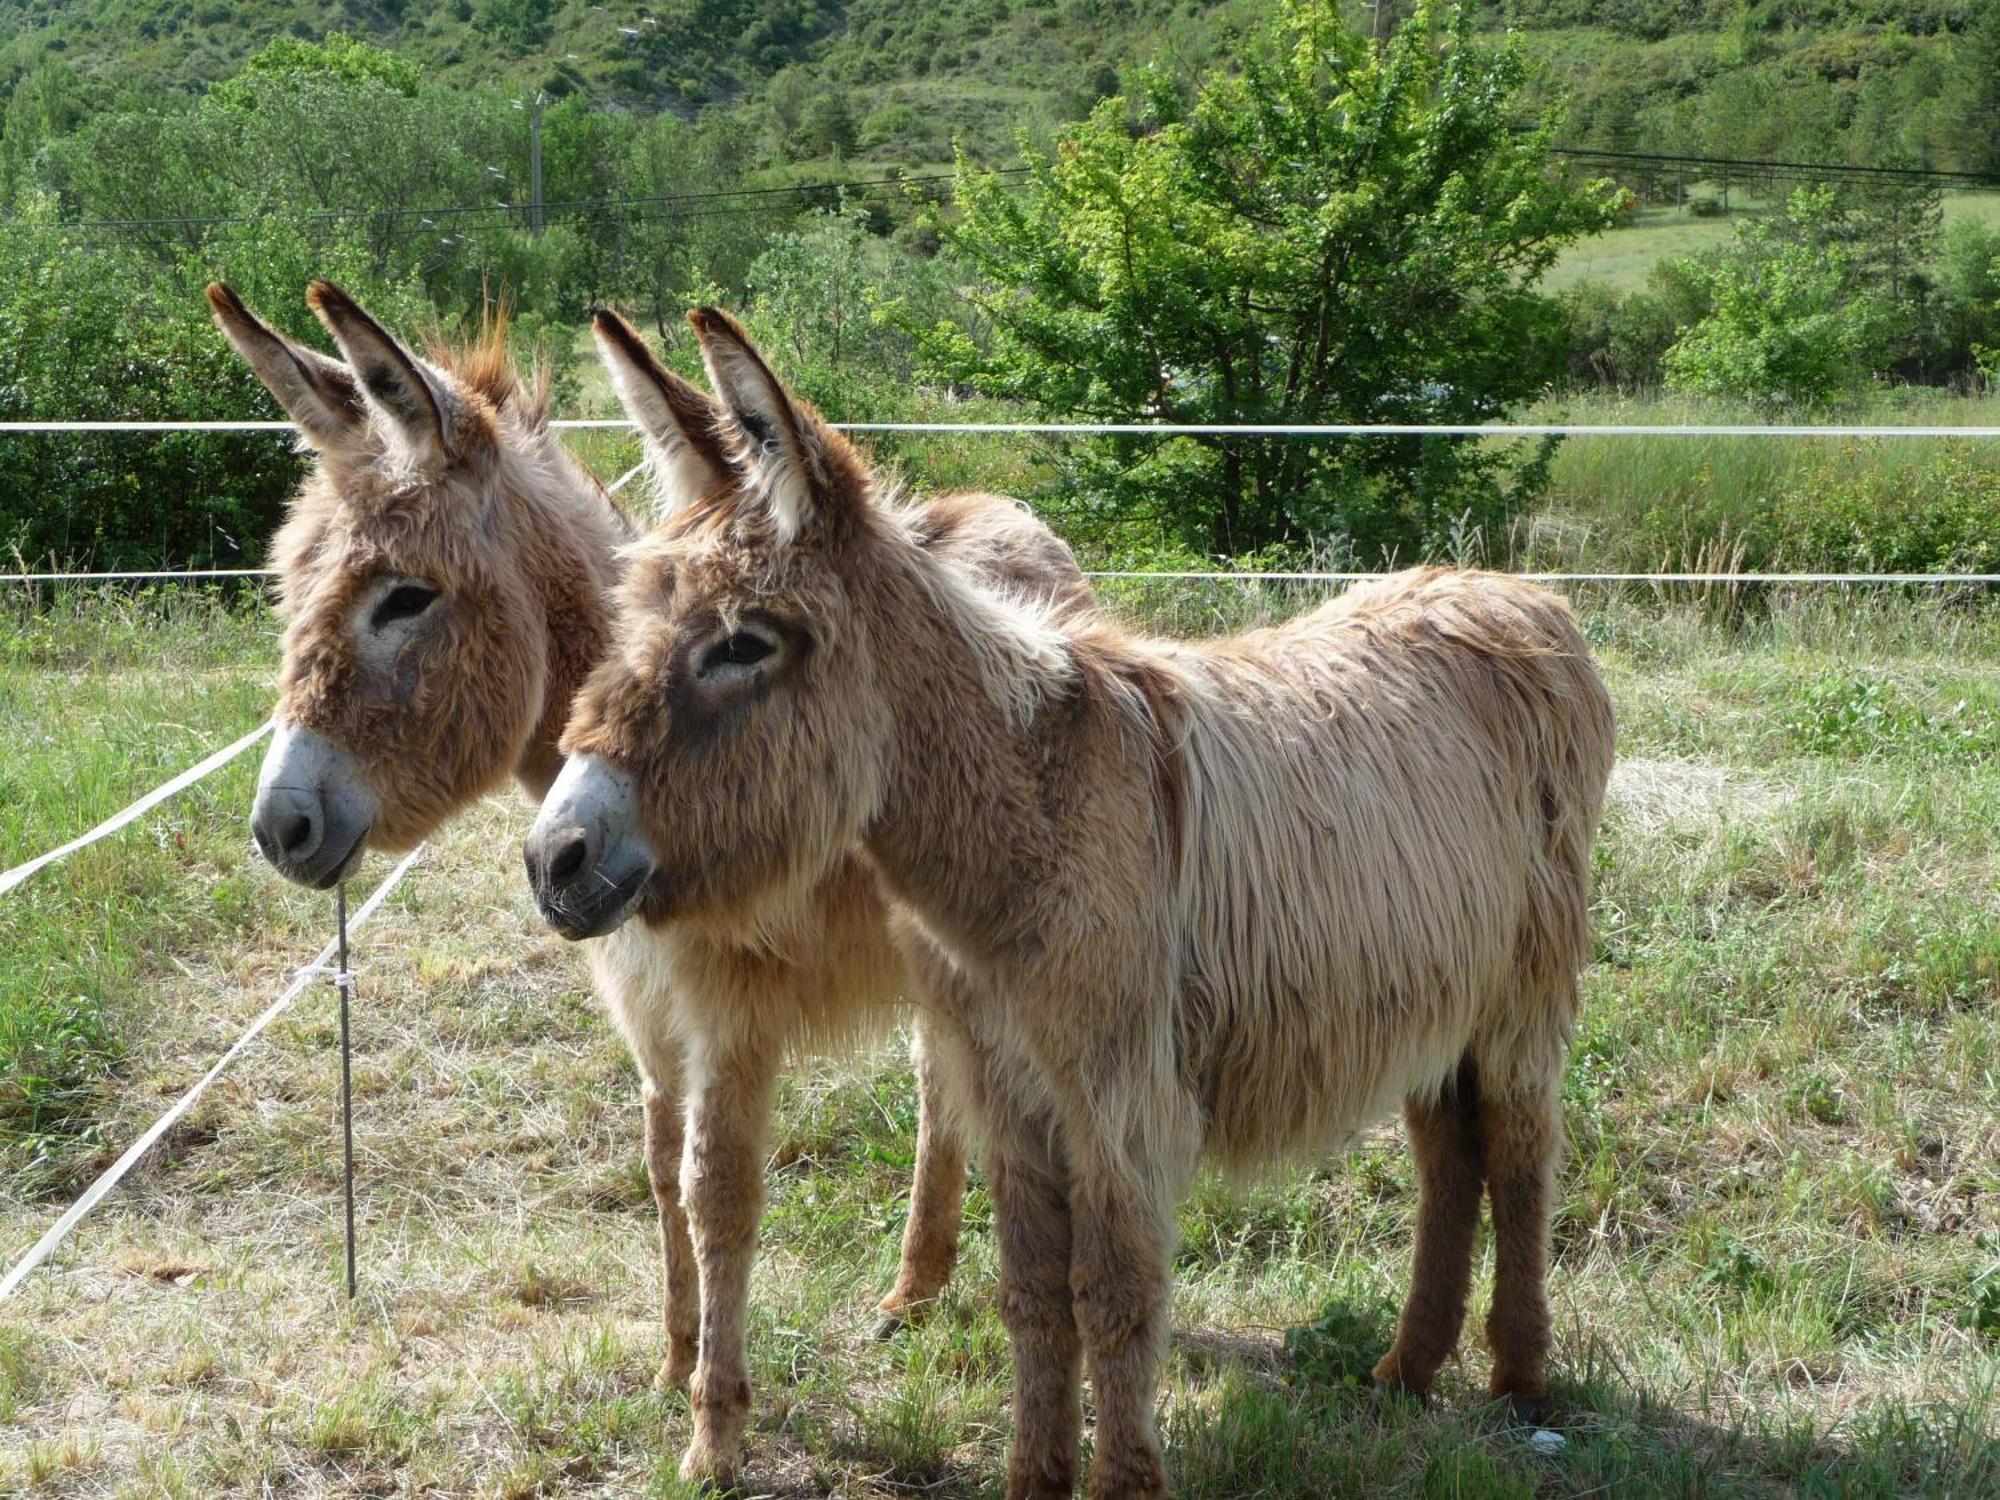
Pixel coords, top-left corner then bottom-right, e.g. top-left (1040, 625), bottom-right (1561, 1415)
top-left (698, 630), bottom-right (775, 677)
top-left (370, 583), bottom-right (438, 630)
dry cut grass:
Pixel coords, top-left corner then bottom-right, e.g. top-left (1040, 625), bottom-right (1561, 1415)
top-left (1, 591), bottom-right (1996, 1497)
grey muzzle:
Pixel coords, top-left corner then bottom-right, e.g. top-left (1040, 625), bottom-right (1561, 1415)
top-left (523, 754), bottom-right (656, 940)
top-left (250, 723), bottom-right (378, 890)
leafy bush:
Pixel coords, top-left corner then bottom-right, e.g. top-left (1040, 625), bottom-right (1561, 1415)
top-left (0, 205), bottom-right (289, 570)
top-left (0, 196), bottom-right (435, 571)
top-left (1665, 187), bottom-right (1900, 410)
top-left (1283, 1296), bottom-right (1396, 1391)
top-left (922, 0), bottom-right (1620, 563)
top-left (1563, 281), bottom-right (1687, 389)
top-left (1917, 219), bottom-right (2000, 387)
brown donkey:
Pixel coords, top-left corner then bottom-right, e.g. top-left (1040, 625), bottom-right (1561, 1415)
top-left (528, 311), bottom-right (1617, 1498)
top-left (215, 285), bottom-right (1088, 1485)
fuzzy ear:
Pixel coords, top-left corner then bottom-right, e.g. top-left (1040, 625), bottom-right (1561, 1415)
top-left (307, 280), bottom-right (455, 464)
top-left (206, 283), bottom-right (363, 447)
top-left (591, 309), bottom-right (736, 513)
top-left (686, 306), bottom-right (829, 539)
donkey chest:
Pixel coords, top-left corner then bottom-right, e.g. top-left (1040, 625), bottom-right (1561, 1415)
top-left (587, 888), bottom-right (909, 1061)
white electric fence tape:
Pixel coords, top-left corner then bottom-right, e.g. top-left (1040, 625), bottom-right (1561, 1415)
top-left (2, 418), bottom-right (1998, 437)
top-left (0, 722), bottom-right (274, 898)
top-left (0, 456), bottom-right (647, 1298)
top-left (0, 846), bottom-right (424, 1302)
top-left (1083, 570), bottom-right (2000, 585)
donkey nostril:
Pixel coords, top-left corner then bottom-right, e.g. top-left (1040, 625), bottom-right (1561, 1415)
top-left (279, 810), bottom-right (316, 855)
top-left (547, 834), bottom-right (588, 886)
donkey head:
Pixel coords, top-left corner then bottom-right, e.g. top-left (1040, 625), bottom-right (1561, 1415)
top-left (524, 309), bottom-right (901, 938)
top-left (215, 281), bottom-right (599, 887)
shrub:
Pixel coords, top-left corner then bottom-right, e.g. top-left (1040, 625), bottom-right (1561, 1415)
top-left (0, 198), bottom-right (434, 571)
top-left (922, 0), bottom-right (1620, 563)
top-left (1665, 187), bottom-right (1900, 410)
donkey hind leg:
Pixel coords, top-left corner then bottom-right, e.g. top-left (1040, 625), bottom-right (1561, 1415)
top-left (1374, 1059), bottom-right (1485, 1398)
top-left (643, 1071), bottom-right (700, 1393)
top-left (874, 1017), bottom-right (969, 1336)
top-left (988, 1110), bottom-right (1084, 1500)
top-left (677, 1033), bottom-right (783, 1489)
top-left (1480, 1075), bottom-right (1561, 1416)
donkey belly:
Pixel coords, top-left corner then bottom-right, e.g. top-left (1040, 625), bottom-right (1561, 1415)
top-left (1180, 798), bottom-right (1533, 1171)
top-left (1194, 968), bottom-right (1499, 1173)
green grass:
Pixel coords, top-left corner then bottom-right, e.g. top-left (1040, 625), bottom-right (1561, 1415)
top-left (1545, 203), bottom-right (1747, 294)
top-left (1, 587), bottom-right (1995, 1494)
top-left (0, 588), bottom-right (298, 1177)
top-left (1546, 192), bottom-right (2000, 295)
top-left (1512, 389), bottom-right (2000, 576)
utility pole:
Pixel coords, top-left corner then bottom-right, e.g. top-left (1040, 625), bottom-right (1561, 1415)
top-left (529, 92), bottom-right (545, 240)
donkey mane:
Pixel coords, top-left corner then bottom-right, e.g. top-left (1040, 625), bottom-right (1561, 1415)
top-left (426, 305), bottom-right (552, 431)
top-left (889, 500), bottom-right (1079, 734)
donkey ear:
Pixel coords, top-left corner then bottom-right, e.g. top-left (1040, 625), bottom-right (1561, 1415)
top-left (591, 309), bottom-right (735, 512)
top-left (307, 280), bottom-right (455, 464)
top-left (206, 283), bottom-right (363, 448)
top-left (686, 306), bottom-right (830, 539)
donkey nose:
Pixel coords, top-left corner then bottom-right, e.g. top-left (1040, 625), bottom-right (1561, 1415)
top-left (525, 824), bottom-right (592, 894)
top-left (546, 832), bottom-right (588, 885)
top-left (252, 784), bottom-right (323, 867)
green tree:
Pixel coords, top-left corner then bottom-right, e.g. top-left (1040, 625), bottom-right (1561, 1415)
top-left (0, 197), bottom-right (315, 569)
top-left (473, 0), bottom-right (554, 54)
top-left (210, 32), bottom-right (422, 109)
top-left (1664, 187), bottom-right (1896, 409)
top-left (615, 112), bottom-right (769, 338)
top-left (792, 89), bottom-right (858, 161)
top-left (922, 0), bottom-right (1620, 561)
top-left (741, 201), bottom-right (954, 412)
top-left (1941, 3), bottom-right (2000, 178)
top-left (0, 59), bottom-right (89, 206)
top-left (1925, 218), bottom-right (2000, 387)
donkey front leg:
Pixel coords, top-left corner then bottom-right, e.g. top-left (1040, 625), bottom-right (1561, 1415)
top-left (1067, 1145), bottom-right (1178, 1500)
top-left (678, 1034), bottom-right (783, 1487)
top-left (875, 1019), bottom-right (970, 1336)
top-left (988, 1112), bottom-right (1084, 1500)
top-left (643, 1072), bottom-right (701, 1392)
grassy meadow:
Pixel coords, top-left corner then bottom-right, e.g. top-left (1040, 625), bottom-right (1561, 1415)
top-left (0, 590), bottom-right (307, 1174)
top-left (1, 575), bottom-right (1996, 1496)
top-left (1518, 391), bottom-right (2000, 578)
top-left (1544, 191), bottom-right (2000, 295)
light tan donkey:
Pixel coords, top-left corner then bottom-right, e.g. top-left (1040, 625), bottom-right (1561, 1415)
top-left (216, 284), bottom-right (1088, 1485)
top-left (527, 311), bottom-right (1617, 1499)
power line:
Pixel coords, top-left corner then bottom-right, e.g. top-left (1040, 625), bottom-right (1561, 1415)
top-left (1550, 145), bottom-right (1998, 189)
top-left (58, 166), bottom-right (1030, 235)
top-left (48, 143), bottom-right (1993, 245)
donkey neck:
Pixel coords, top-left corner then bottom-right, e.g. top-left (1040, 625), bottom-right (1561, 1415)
top-left (860, 546), bottom-right (1116, 953)
top-left (510, 447), bottom-right (634, 799)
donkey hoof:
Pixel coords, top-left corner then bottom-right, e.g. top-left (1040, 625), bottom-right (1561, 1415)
top-left (872, 1294), bottom-right (938, 1340)
top-left (678, 1441), bottom-right (743, 1494)
top-left (1504, 1391), bottom-right (1552, 1428)
top-left (1368, 1356), bottom-right (1433, 1406)
top-left (1370, 1377), bottom-right (1432, 1408)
